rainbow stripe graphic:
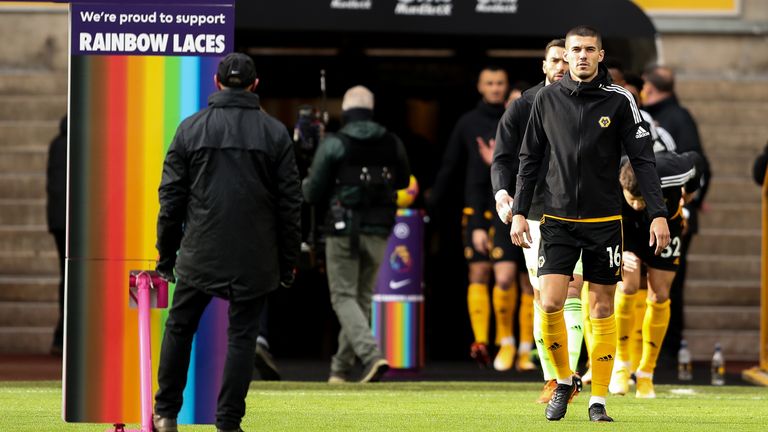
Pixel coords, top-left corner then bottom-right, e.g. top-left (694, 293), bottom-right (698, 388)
top-left (65, 55), bottom-right (227, 425)
top-left (372, 300), bottom-right (425, 369)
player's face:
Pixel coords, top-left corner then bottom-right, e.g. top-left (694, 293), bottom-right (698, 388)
top-left (478, 70), bottom-right (509, 105)
top-left (623, 189), bottom-right (646, 211)
top-left (542, 46), bottom-right (567, 83)
top-left (565, 35), bottom-right (604, 81)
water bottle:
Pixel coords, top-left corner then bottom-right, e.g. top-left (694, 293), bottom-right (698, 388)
top-left (677, 339), bottom-right (692, 381)
top-left (711, 343), bottom-right (725, 386)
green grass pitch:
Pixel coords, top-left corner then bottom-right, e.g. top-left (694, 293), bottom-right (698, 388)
top-left (2, 381), bottom-right (767, 431)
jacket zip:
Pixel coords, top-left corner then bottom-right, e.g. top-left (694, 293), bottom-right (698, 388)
top-left (576, 86), bottom-right (583, 219)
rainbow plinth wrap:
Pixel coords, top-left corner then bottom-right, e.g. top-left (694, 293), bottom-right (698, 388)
top-left (372, 209), bottom-right (425, 370)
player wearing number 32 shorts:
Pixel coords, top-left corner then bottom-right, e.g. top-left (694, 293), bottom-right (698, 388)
top-left (610, 150), bottom-right (704, 399)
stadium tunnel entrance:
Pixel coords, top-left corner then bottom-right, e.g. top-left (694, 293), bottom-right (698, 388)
top-left (233, 0), bottom-right (658, 361)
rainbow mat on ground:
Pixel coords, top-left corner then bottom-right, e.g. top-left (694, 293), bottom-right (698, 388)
top-left (65, 55), bottom-right (227, 424)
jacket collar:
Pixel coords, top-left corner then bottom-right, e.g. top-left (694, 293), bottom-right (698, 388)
top-left (208, 89), bottom-right (261, 109)
top-left (522, 81), bottom-right (545, 103)
top-left (643, 95), bottom-right (677, 115)
top-left (559, 63), bottom-right (612, 96)
top-left (476, 100), bottom-right (505, 118)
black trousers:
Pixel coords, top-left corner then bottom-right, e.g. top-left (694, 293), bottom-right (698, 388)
top-left (154, 281), bottom-right (266, 430)
top-left (52, 229), bottom-right (66, 349)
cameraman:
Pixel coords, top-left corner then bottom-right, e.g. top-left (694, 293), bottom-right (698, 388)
top-left (303, 86), bottom-right (410, 383)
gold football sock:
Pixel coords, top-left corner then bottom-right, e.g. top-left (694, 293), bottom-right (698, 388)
top-left (581, 283), bottom-right (593, 353)
top-left (589, 315), bottom-right (617, 398)
top-left (519, 292), bottom-right (534, 347)
top-left (630, 289), bottom-right (648, 372)
top-left (533, 301), bottom-right (557, 381)
top-left (614, 291), bottom-right (637, 364)
top-left (493, 285), bottom-right (517, 345)
top-left (638, 299), bottom-right (671, 374)
top-left (563, 297), bottom-right (584, 371)
top-left (540, 308), bottom-right (571, 379)
top-left (467, 283), bottom-right (490, 344)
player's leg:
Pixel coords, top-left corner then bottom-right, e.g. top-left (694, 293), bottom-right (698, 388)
top-left (490, 217), bottom-right (523, 371)
top-left (468, 261), bottom-right (492, 365)
top-left (636, 267), bottom-right (675, 398)
top-left (517, 271), bottom-right (537, 371)
top-left (524, 219), bottom-right (559, 402)
top-left (580, 218), bottom-right (623, 422)
top-left (565, 267), bottom-right (584, 375)
top-left (463, 210), bottom-right (493, 366)
top-left (609, 252), bottom-right (642, 395)
top-left (538, 217), bottom-right (582, 421)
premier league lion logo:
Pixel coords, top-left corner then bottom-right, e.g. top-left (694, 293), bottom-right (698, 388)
top-left (390, 245), bottom-right (413, 273)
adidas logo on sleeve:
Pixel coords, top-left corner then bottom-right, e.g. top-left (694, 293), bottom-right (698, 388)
top-left (635, 126), bottom-right (650, 139)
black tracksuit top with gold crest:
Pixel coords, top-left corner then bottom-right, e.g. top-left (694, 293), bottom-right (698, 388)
top-left (512, 64), bottom-right (667, 221)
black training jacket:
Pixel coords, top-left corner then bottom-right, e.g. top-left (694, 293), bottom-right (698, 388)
top-left (513, 64), bottom-right (667, 221)
top-left (623, 150), bottom-right (704, 227)
top-left (431, 101), bottom-right (505, 229)
top-left (157, 89), bottom-right (302, 300)
top-left (492, 81), bottom-right (549, 219)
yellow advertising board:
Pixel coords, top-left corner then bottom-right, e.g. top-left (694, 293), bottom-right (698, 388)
top-left (633, 0), bottom-right (741, 15)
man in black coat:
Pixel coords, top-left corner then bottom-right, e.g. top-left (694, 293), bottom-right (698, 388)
top-left (46, 115), bottom-right (67, 355)
top-left (642, 65), bottom-right (711, 360)
top-left (153, 53), bottom-right (302, 432)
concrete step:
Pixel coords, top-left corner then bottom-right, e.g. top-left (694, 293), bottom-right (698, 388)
top-left (689, 229), bottom-right (761, 256)
top-left (699, 125), bottom-right (768, 152)
top-left (0, 251), bottom-right (59, 274)
top-left (0, 199), bottom-right (47, 225)
top-left (684, 279), bottom-right (760, 306)
top-left (0, 327), bottom-right (53, 354)
top-left (685, 101), bottom-right (768, 126)
top-left (0, 120), bottom-right (58, 148)
top-left (0, 148), bottom-right (48, 172)
top-left (0, 275), bottom-right (58, 302)
top-left (0, 301), bottom-right (58, 327)
top-left (677, 80), bottom-right (768, 103)
top-left (705, 150), bottom-right (762, 178)
top-left (697, 203), bottom-right (761, 231)
top-left (684, 329), bottom-right (759, 362)
top-left (685, 305), bottom-right (760, 331)
top-left (704, 176), bottom-right (761, 204)
top-left (0, 95), bottom-right (66, 121)
top-left (0, 71), bottom-right (67, 96)
top-left (0, 173), bottom-right (46, 199)
top-left (687, 254), bottom-right (761, 280)
top-left (0, 226), bottom-right (55, 252)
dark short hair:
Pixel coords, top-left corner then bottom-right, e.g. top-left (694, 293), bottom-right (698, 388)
top-left (619, 161), bottom-right (641, 197)
top-left (565, 25), bottom-right (602, 49)
top-left (511, 80), bottom-right (532, 92)
top-left (217, 53), bottom-right (257, 89)
top-left (644, 64), bottom-right (675, 93)
top-left (544, 38), bottom-right (565, 58)
top-left (479, 65), bottom-right (507, 75)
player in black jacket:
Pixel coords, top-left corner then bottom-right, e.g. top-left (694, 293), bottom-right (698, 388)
top-left (510, 26), bottom-right (670, 423)
top-left (610, 151), bottom-right (703, 399)
top-left (492, 39), bottom-right (587, 403)
top-left (432, 67), bottom-right (525, 371)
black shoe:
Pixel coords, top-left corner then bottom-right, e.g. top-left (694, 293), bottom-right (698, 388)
top-left (217, 429), bottom-right (244, 432)
top-left (253, 342), bottom-right (281, 381)
top-left (359, 358), bottom-right (389, 383)
top-left (152, 414), bottom-right (178, 432)
top-left (545, 376), bottom-right (581, 421)
top-left (588, 403), bottom-right (614, 422)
